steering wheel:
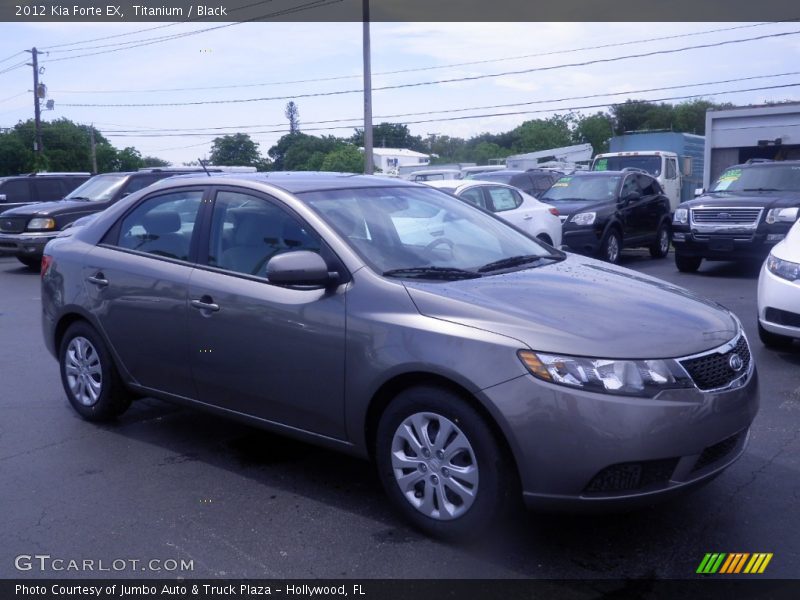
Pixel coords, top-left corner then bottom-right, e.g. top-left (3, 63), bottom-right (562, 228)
top-left (423, 237), bottom-right (455, 257)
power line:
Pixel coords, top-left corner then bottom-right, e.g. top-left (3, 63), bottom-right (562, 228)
top-left (0, 51), bottom-right (26, 65)
top-left (60, 29), bottom-right (800, 108)
top-left (41, 0), bottom-right (343, 64)
top-left (0, 91), bottom-right (28, 104)
top-left (93, 70), bottom-right (800, 134)
top-left (49, 21), bottom-right (793, 95)
top-left (101, 81), bottom-right (800, 139)
top-left (0, 60), bottom-right (29, 77)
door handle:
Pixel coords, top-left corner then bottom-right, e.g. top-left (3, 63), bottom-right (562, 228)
top-left (86, 273), bottom-right (108, 287)
top-left (523, 215), bottom-right (533, 220)
top-left (190, 298), bottom-right (220, 312)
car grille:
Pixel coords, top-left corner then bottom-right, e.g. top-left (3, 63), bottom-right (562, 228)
top-left (691, 207), bottom-right (762, 225)
top-left (764, 307), bottom-right (800, 328)
top-left (584, 458), bottom-right (680, 494)
top-left (692, 430), bottom-right (745, 473)
top-left (679, 335), bottom-right (751, 391)
top-left (0, 217), bottom-right (26, 233)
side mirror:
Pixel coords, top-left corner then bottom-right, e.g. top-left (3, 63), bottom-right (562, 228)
top-left (694, 188), bottom-right (705, 197)
top-left (266, 251), bottom-right (333, 287)
top-left (681, 157), bottom-right (693, 176)
top-left (0, 194), bottom-right (6, 203)
top-left (621, 191), bottom-right (641, 204)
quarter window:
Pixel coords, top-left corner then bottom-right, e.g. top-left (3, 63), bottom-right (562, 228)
top-left (116, 190), bottom-right (203, 261)
top-left (208, 190), bottom-right (320, 278)
top-left (33, 178), bottom-right (64, 201)
top-left (460, 188), bottom-right (487, 210)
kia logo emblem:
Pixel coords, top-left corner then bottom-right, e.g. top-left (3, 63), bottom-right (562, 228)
top-left (729, 354), bottom-right (744, 372)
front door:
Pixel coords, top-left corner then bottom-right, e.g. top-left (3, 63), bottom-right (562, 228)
top-left (187, 188), bottom-right (348, 439)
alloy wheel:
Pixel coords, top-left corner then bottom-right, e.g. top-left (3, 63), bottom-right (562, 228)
top-left (64, 336), bottom-right (103, 406)
top-left (606, 234), bottom-right (620, 263)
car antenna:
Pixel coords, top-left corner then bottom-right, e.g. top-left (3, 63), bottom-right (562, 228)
top-left (198, 158), bottom-right (211, 177)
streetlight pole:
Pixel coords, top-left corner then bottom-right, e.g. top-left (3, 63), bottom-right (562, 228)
top-left (362, 0), bottom-right (374, 174)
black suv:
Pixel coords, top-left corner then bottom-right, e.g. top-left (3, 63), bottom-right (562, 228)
top-left (466, 168), bottom-right (562, 198)
top-left (0, 172), bottom-right (90, 211)
top-left (540, 170), bottom-right (672, 263)
top-left (0, 168), bottom-right (217, 268)
top-left (672, 160), bottom-right (800, 272)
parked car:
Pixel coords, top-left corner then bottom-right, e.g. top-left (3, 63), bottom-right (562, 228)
top-left (460, 165), bottom-right (506, 178)
top-left (540, 171), bottom-right (672, 263)
top-left (0, 172), bottom-right (90, 212)
top-left (408, 169), bottom-right (463, 182)
top-left (757, 218), bottom-right (800, 348)
top-left (471, 169), bottom-right (562, 198)
top-left (42, 173), bottom-right (758, 539)
top-left (672, 160), bottom-right (800, 273)
top-left (425, 179), bottom-right (562, 246)
top-left (0, 167), bottom-right (241, 268)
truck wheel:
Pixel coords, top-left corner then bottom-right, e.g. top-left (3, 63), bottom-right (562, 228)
top-left (599, 229), bottom-right (621, 264)
top-left (675, 253), bottom-right (701, 273)
top-left (17, 256), bottom-right (40, 270)
top-left (758, 321), bottom-right (794, 349)
top-left (59, 321), bottom-right (133, 421)
top-left (649, 224), bottom-right (671, 258)
top-left (375, 386), bottom-right (515, 540)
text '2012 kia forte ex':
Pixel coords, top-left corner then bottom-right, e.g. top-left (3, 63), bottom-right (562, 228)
top-left (41, 173), bottom-right (759, 539)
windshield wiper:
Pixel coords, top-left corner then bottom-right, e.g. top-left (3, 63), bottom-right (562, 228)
top-left (383, 266), bottom-right (482, 280)
top-left (66, 196), bottom-right (93, 201)
top-left (477, 254), bottom-right (558, 273)
top-left (742, 188), bottom-right (780, 192)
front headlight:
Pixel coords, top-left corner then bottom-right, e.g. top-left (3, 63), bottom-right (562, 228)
top-left (518, 350), bottom-right (692, 397)
top-left (674, 208), bottom-right (688, 224)
top-left (766, 207), bottom-right (799, 224)
top-left (766, 253), bottom-right (800, 282)
top-left (27, 218), bottom-right (56, 231)
top-left (571, 212), bottom-right (596, 226)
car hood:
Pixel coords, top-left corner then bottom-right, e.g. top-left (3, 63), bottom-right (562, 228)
top-left (541, 199), bottom-right (609, 216)
top-left (687, 190), bottom-right (800, 209)
top-left (403, 254), bottom-right (737, 359)
top-left (0, 199), bottom-right (101, 218)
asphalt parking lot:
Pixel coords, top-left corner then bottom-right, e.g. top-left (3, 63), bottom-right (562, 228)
top-left (1, 251), bottom-right (798, 579)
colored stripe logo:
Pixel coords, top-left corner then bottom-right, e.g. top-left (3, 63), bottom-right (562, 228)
top-left (697, 553), bottom-right (773, 574)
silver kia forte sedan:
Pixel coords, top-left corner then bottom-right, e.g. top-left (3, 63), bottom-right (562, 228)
top-left (41, 173), bottom-right (758, 539)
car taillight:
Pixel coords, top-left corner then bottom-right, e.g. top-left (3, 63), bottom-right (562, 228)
top-left (548, 207), bottom-right (559, 216)
top-left (41, 255), bottom-right (53, 278)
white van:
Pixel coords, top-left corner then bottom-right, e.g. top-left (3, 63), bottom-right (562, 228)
top-left (591, 151), bottom-right (683, 212)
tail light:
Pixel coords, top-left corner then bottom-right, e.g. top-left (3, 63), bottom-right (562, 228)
top-left (548, 207), bottom-right (560, 216)
top-left (41, 254), bottom-right (53, 278)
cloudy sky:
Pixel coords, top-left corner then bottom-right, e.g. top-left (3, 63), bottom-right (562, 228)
top-left (1, 19), bottom-right (799, 164)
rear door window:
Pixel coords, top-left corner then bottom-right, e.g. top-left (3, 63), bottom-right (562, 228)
top-left (486, 186), bottom-right (520, 212)
top-left (0, 179), bottom-right (31, 203)
top-left (33, 178), bottom-right (65, 202)
top-left (121, 175), bottom-right (164, 197)
top-left (460, 187), bottom-right (487, 210)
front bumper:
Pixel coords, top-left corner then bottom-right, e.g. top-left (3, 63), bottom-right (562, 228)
top-left (672, 228), bottom-right (783, 260)
top-left (481, 357), bottom-right (759, 510)
top-left (562, 227), bottom-right (603, 255)
top-left (758, 265), bottom-right (800, 340)
top-left (0, 232), bottom-right (55, 258)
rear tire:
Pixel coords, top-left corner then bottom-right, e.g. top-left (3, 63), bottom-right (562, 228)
top-left (649, 224), bottom-right (671, 258)
top-left (599, 228), bottom-right (621, 264)
top-left (59, 321), bottom-right (132, 421)
top-left (675, 253), bottom-right (702, 273)
top-left (16, 256), bottom-right (40, 270)
top-left (375, 386), bottom-right (515, 540)
top-left (758, 321), bottom-right (794, 349)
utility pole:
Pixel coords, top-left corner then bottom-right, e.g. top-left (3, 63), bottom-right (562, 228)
top-left (26, 47), bottom-right (44, 160)
top-left (90, 125), bottom-right (98, 174)
top-left (362, 0), bottom-right (373, 174)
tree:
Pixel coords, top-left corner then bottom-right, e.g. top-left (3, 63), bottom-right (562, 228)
top-left (321, 145), bottom-right (363, 173)
top-left (141, 155), bottom-right (170, 168)
top-left (270, 133), bottom-right (344, 171)
top-left (573, 112), bottom-right (614, 155)
top-left (285, 101), bottom-right (300, 134)
top-left (350, 122), bottom-right (426, 152)
top-left (116, 147), bottom-right (144, 171)
top-left (209, 133), bottom-right (262, 166)
top-left (510, 115), bottom-right (574, 153)
top-left (0, 133), bottom-right (31, 176)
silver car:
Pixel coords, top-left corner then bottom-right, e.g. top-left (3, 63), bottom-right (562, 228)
top-left (41, 173), bottom-right (759, 539)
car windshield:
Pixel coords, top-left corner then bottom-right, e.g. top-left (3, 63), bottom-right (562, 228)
top-left (710, 164), bottom-right (800, 192)
top-left (540, 175), bottom-right (621, 202)
top-left (65, 174), bottom-right (127, 202)
top-left (473, 171), bottom-right (515, 184)
top-left (593, 156), bottom-right (662, 176)
top-left (300, 185), bottom-right (561, 278)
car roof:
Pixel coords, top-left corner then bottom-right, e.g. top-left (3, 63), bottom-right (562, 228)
top-left (727, 160), bottom-right (800, 169)
top-left (161, 171), bottom-right (420, 194)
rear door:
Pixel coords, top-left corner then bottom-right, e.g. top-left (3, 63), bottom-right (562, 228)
top-left (32, 178), bottom-right (66, 202)
top-left (186, 187), bottom-right (347, 438)
top-left (83, 186), bottom-right (207, 398)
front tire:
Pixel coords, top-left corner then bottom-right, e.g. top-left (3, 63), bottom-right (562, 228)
top-left (375, 386), bottom-right (514, 540)
top-left (758, 321), bottom-right (794, 349)
top-left (59, 321), bottom-right (132, 421)
top-left (649, 224), bottom-right (671, 258)
top-left (675, 253), bottom-right (702, 273)
top-left (599, 228), bottom-right (621, 264)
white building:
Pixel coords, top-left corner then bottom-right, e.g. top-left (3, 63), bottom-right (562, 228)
top-left (704, 103), bottom-right (800, 188)
top-left (367, 148), bottom-right (430, 174)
